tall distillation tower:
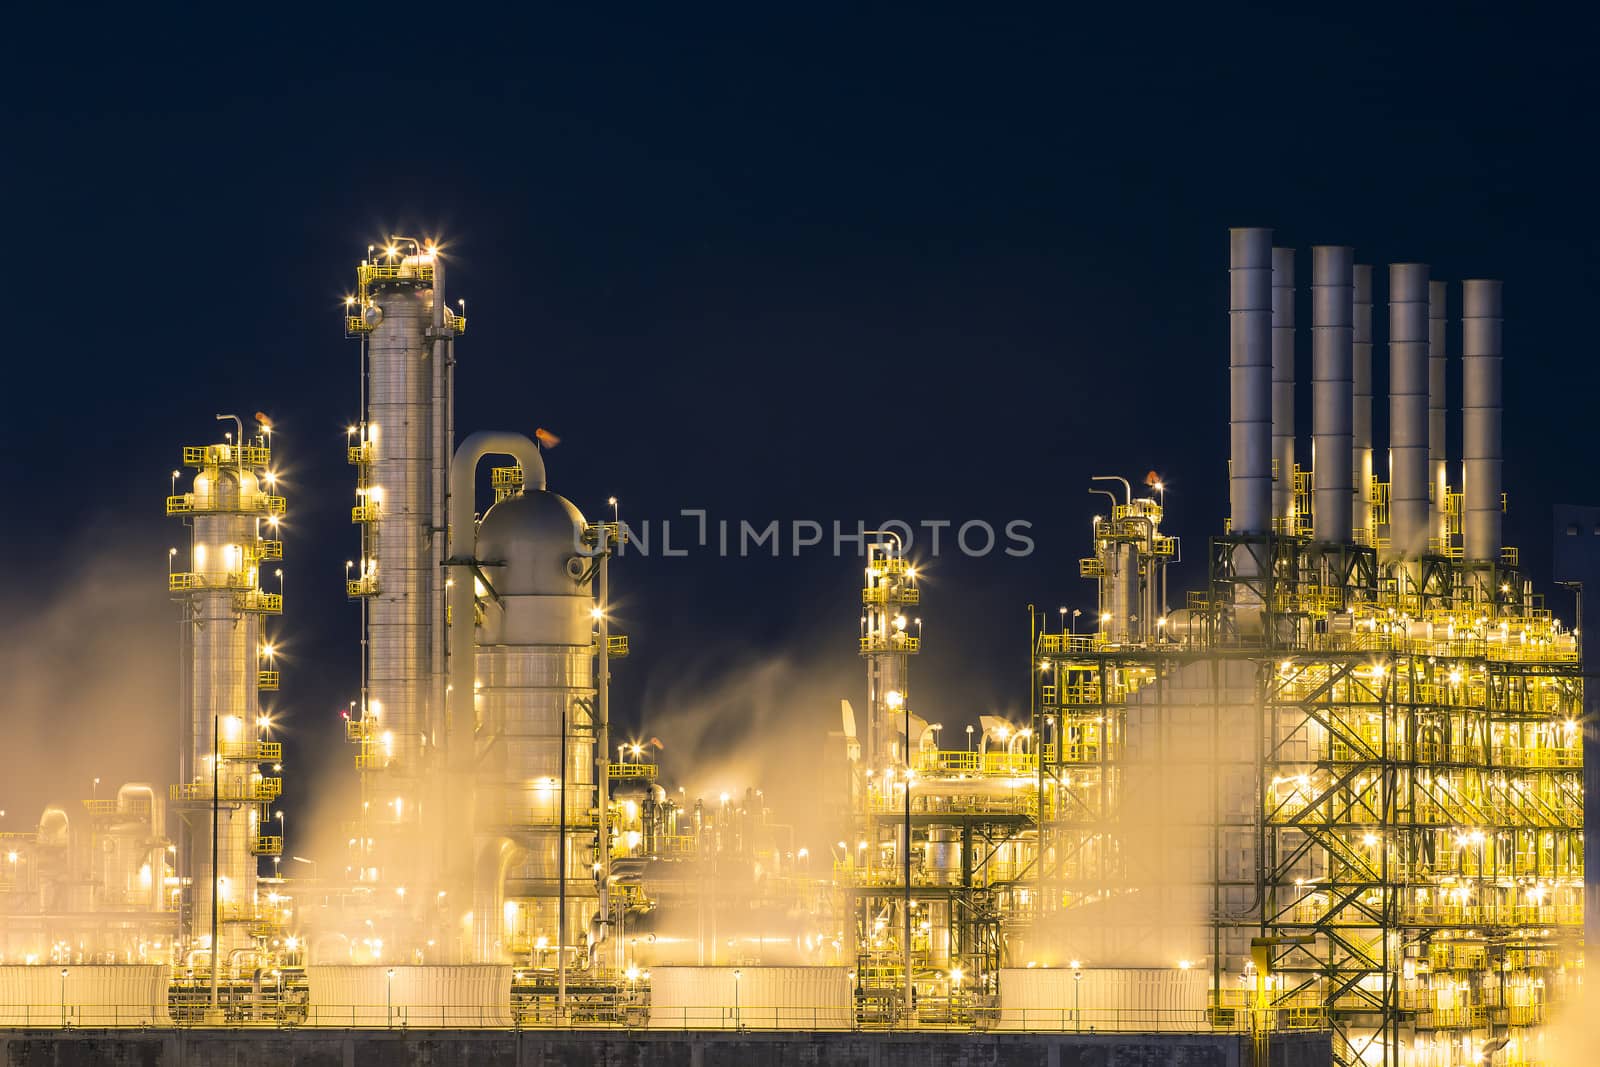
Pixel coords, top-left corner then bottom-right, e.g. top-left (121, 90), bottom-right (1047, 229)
top-left (344, 240), bottom-right (462, 951)
top-left (166, 421), bottom-right (286, 963)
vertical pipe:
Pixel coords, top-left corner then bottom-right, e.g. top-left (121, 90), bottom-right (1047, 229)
top-left (1388, 264), bottom-right (1430, 560)
top-left (1462, 280), bottom-right (1503, 563)
top-left (1351, 266), bottom-right (1374, 543)
top-left (1229, 228), bottom-right (1273, 536)
top-left (1429, 281), bottom-right (1449, 551)
top-left (1271, 248), bottom-right (1296, 529)
top-left (1311, 246), bottom-right (1353, 543)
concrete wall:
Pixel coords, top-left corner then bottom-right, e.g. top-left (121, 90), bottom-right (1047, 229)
top-left (0, 1029), bottom-right (1332, 1067)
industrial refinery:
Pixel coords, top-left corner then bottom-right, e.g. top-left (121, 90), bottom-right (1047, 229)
top-left (0, 228), bottom-right (1587, 1067)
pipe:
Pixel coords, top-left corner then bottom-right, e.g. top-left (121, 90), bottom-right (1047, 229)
top-left (1429, 280), bottom-right (1449, 550)
top-left (444, 431), bottom-right (546, 960)
top-left (1229, 228), bottom-right (1273, 536)
top-left (1351, 266), bottom-right (1374, 543)
top-left (1462, 280), bottom-right (1503, 563)
top-left (117, 784), bottom-right (165, 912)
top-left (1271, 248), bottom-right (1295, 528)
top-left (471, 837), bottom-right (519, 963)
top-left (1388, 264), bottom-right (1430, 560)
top-left (1311, 246), bottom-right (1353, 543)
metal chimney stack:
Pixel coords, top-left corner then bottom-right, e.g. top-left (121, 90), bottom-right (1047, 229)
top-left (1229, 229), bottom-right (1273, 537)
top-left (1351, 265), bottom-right (1374, 544)
top-left (1429, 281), bottom-right (1449, 550)
top-left (1271, 248), bottom-right (1296, 529)
top-left (1311, 246), bottom-right (1353, 543)
top-left (1388, 264), bottom-right (1430, 560)
top-left (1462, 280), bottom-right (1503, 563)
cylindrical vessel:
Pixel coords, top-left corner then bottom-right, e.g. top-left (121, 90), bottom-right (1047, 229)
top-left (473, 490), bottom-right (599, 964)
top-left (1388, 264), bottom-right (1431, 560)
top-left (1311, 246), bottom-right (1353, 543)
top-left (1429, 280), bottom-right (1449, 549)
top-left (1462, 280), bottom-right (1503, 562)
top-left (1351, 265), bottom-right (1374, 543)
top-left (366, 269), bottom-right (437, 780)
top-left (1271, 247), bottom-right (1296, 528)
top-left (1229, 228), bottom-right (1273, 536)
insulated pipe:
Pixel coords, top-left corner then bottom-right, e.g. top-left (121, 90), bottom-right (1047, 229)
top-left (1229, 228), bottom-right (1273, 536)
top-left (444, 431), bottom-right (546, 960)
top-left (1352, 266), bottom-right (1374, 543)
top-left (1429, 281), bottom-right (1449, 549)
top-left (1311, 246), bottom-right (1353, 543)
top-left (1388, 264), bottom-right (1431, 560)
top-left (1271, 248), bottom-right (1295, 528)
top-left (1462, 280), bottom-right (1503, 563)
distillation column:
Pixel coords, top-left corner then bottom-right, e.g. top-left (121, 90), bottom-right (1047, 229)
top-left (166, 425), bottom-right (285, 966)
top-left (470, 481), bottom-right (600, 970)
top-left (346, 242), bottom-right (461, 922)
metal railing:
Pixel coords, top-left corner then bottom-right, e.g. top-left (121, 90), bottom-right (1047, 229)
top-left (0, 1002), bottom-right (1321, 1034)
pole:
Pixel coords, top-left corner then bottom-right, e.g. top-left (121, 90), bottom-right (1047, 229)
top-left (904, 681), bottom-right (912, 1024)
top-left (210, 710), bottom-right (220, 1017)
top-left (557, 698), bottom-right (567, 1018)
top-left (59, 968), bottom-right (66, 1027)
top-left (596, 534), bottom-right (612, 980)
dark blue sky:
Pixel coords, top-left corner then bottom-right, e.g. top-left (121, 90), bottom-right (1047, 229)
top-left (1, 10), bottom-right (1593, 830)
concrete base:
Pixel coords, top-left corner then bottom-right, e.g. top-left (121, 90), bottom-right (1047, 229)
top-left (0, 1028), bottom-right (1332, 1066)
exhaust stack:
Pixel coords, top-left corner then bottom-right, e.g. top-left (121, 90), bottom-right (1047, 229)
top-left (1271, 248), bottom-right (1295, 528)
top-left (1311, 246), bottom-right (1353, 543)
top-left (1462, 280), bottom-right (1503, 563)
top-left (1351, 265), bottom-right (1374, 544)
top-left (1388, 264), bottom-right (1430, 560)
top-left (1229, 228), bottom-right (1273, 537)
top-left (1429, 281), bottom-right (1448, 549)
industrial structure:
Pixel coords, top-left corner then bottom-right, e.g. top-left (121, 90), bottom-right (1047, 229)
top-left (0, 229), bottom-right (1585, 1066)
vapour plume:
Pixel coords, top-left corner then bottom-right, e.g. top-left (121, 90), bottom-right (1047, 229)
top-left (640, 649), bottom-right (860, 852)
top-left (0, 534), bottom-right (177, 823)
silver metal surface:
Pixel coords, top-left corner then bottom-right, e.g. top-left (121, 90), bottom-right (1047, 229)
top-left (1229, 228), bottom-right (1273, 536)
top-left (1462, 279), bottom-right (1503, 562)
top-left (1271, 247), bottom-right (1295, 526)
top-left (1352, 265), bottom-right (1374, 542)
top-left (1311, 246), bottom-right (1353, 544)
top-left (1388, 264), bottom-right (1430, 560)
top-left (1429, 280), bottom-right (1449, 547)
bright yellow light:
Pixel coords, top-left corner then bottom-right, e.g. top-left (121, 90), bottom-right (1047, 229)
top-left (885, 690), bottom-right (904, 710)
top-left (590, 607), bottom-right (603, 620)
top-left (893, 615), bottom-right (907, 630)
top-left (906, 567), bottom-right (917, 580)
top-left (949, 967), bottom-right (963, 985)
top-left (625, 966), bottom-right (640, 982)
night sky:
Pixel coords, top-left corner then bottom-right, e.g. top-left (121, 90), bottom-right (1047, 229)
top-left (2, 11), bottom-right (1594, 841)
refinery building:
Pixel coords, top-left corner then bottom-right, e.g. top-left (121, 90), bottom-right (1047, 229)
top-left (0, 228), bottom-right (1589, 1067)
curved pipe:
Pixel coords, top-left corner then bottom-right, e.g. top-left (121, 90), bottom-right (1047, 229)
top-left (1090, 476), bottom-right (1131, 506)
top-left (445, 431), bottom-right (546, 959)
top-left (472, 836), bottom-right (521, 963)
top-left (117, 783), bottom-right (165, 911)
